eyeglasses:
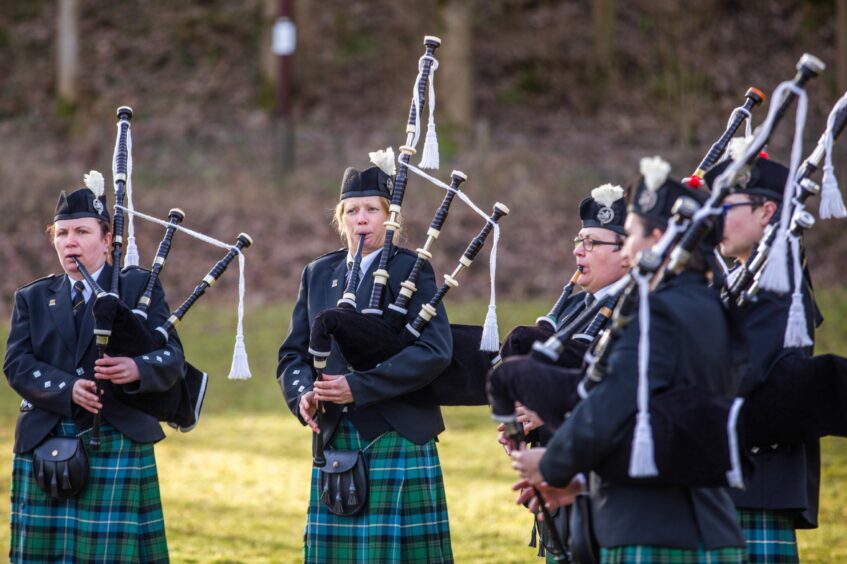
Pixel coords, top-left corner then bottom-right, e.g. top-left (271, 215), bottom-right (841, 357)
top-left (573, 236), bottom-right (621, 252)
top-left (721, 201), bottom-right (759, 216)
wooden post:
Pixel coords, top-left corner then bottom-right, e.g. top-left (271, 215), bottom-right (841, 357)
top-left (274, 0), bottom-right (295, 174)
top-left (57, 0), bottom-right (79, 106)
top-left (838, 0), bottom-right (847, 96)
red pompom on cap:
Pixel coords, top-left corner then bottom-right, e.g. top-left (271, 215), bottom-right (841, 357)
top-left (683, 176), bottom-right (704, 189)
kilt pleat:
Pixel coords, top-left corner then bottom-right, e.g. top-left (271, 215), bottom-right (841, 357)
top-left (10, 419), bottom-right (168, 564)
top-left (304, 418), bottom-right (453, 563)
top-left (601, 544), bottom-right (746, 563)
top-left (737, 508), bottom-right (799, 563)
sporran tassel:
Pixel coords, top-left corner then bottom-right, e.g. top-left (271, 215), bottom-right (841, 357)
top-left (320, 478), bottom-right (330, 505)
top-left (333, 476), bottom-right (344, 514)
top-left (347, 481), bottom-right (358, 506)
top-left (419, 58), bottom-right (440, 170)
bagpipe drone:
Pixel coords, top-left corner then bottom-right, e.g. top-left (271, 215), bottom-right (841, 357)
top-left (72, 106), bottom-right (253, 448)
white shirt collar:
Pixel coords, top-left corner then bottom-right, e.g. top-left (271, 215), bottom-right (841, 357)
top-left (68, 264), bottom-right (105, 303)
top-left (345, 248), bottom-right (381, 278)
top-left (592, 277), bottom-right (623, 303)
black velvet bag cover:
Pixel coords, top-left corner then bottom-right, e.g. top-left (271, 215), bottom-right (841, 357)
top-left (310, 308), bottom-right (410, 371)
top-left (90, 294), bottom-right (201, 428)
top-left (743, 352), bottom-right (847, 445)
top-left (487, 355), bottom-right (583, 430)
top-left (500, 324), bottom-right (554, 359)
top-left (319, 450), bottom-right (369, 517)
top-left (595, 387), bottom-right (752, 488)
top-left (569, 494), bottom-right (599, 564)
top-left (406, 324), bottom-right (495, 406)
top-left (32, 436), bottom-right (89, 499)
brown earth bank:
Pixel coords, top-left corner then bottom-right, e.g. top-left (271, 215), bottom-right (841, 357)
top-left (1, 0), bottom-right (845, 317)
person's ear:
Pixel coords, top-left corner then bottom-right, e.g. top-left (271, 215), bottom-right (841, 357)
top-left (760, 200), bottom-right (778, 226)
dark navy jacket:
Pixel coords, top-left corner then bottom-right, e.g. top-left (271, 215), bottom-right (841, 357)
top-left (277, 247), bottom-right (452, 446)
top-left (730, 282), bottom-right (821, 529)
top-left (539, 271), bottom-right (745, 550)
top-left (4, 264), bottom-right (185, 453)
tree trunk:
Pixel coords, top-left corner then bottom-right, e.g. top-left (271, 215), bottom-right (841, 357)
top-left (260, 0), bottom-right (276, 86)
top-left (591, 0), bottom-right (617, 98)
top-left (838, 0), bottom-right (847, 95)
top-left (440, 0), bottom-right (474, 135)
top-left (56, 0), bottom-right (79, 105)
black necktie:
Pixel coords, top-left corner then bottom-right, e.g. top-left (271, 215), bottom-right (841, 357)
top-left (584, 293), bottom-right (595, 307)
top-left (72, 281), bottom-right (86, 316)
top-left (347, 261), bottom-right (361, 290)
top-left (72, 281), bottom-right (87, 334)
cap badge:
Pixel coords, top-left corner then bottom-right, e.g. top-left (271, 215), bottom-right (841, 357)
top-left (596, 206), bottom-right (614, 225)
top-left (637, 189), bottom-right (657, 212)
top-left (93, 199), bottom-right (104, 215)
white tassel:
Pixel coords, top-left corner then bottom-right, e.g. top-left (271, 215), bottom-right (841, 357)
top-left (784, 293), bottom-right (813, 347)
top-left (228, 252), bottom-right (252, 380)
top-left (480, 304), bottom-right (500, 353)
top-left (820, 163), bottom-right (847, 219)
top-left (229, 334), bottom-right (251, 380)
top-left (725, 398), bottom-right (745, 489)
top-left (758, 234), bottom-right (790, 293)
top-left (419, 58), bottom-right (440, 170)
top-left (629, 272), bottom-right (658, 478)
top-left (479, 223), bottom-right (501, 352)
top-left (629, 412), bottom-right (659, 478)
top-left (784, 235), bottom-right (813, 348)
top-left (819, 92), bottom-right (847, 219)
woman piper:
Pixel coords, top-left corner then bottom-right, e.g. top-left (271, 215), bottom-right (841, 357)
top-left (4, 173), bottom-right (184, 563)
top-left (277, 162), bottom-right (454, 562)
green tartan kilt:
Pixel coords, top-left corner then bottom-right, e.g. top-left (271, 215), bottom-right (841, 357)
top-left (600, 544), bottom-right (746, 563)
top-left (304, 418), bottom-right (453, 563)
top-left (737, 508), bottom-right (799, 563)
top-left (10, 419), bottom-right (168, 564)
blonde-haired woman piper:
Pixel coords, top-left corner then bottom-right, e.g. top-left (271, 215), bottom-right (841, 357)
top-left (277, 163), bottom-right (454, 562)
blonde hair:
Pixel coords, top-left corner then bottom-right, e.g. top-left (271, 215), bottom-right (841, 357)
top-left (332, 197), bottom-right (402, 245)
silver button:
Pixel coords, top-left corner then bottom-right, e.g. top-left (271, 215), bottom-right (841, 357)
top-left (751, 446), bottom-right (760, 454)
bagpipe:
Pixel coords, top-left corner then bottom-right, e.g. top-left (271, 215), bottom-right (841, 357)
top-left (74, 106), bottom-right (253, 447)
top-left (308, 36), bottom-right (510, 467)
top-left (489, 53), bottom-right (828, 489)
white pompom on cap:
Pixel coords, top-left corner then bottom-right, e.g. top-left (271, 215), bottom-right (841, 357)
top-left (369, 147), bottom-right (397, 177)
top-left (83, 170), bottom-right (105, 198)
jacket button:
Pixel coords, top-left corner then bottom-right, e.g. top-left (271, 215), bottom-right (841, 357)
top-left (770, 443), bottom-right (779, 450)
top-left (750, 446), bottom-right (759, 454)
top-left (332, 461), bottom-right (340, 468)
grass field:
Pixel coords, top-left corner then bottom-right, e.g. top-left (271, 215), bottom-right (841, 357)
top-left (0, 297), bottom-right (846, 562)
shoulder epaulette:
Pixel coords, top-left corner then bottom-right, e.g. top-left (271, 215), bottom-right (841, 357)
top-left (312, 248), bottom-right (346, 263)
top-left (16, 274), bottom-right (58, 292)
